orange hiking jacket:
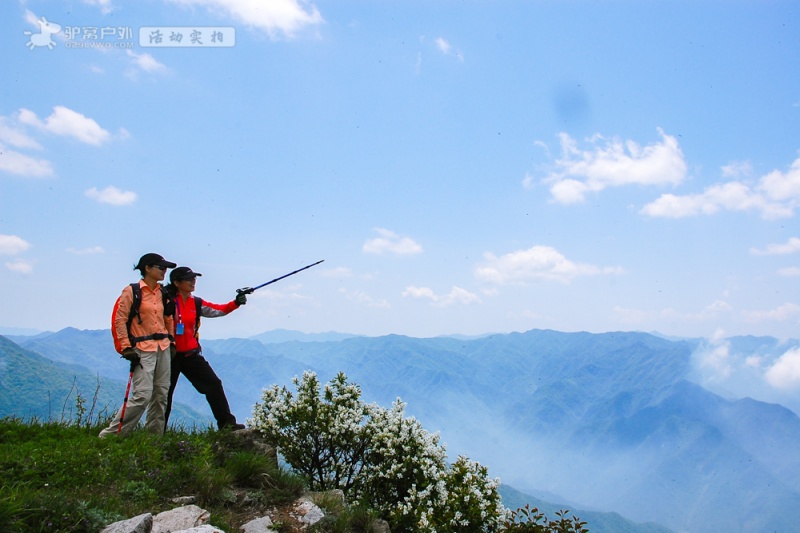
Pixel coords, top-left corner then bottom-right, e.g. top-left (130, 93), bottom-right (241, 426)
top-left (114, 280), bottom-right (174, 352)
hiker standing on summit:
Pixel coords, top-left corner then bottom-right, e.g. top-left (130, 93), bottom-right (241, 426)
top-left (164, 266), bottom-right (247, 431)
top-left (100, 253), bottom-right (176, 437)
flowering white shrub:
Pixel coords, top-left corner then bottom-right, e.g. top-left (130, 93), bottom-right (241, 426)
top-left (436, 456), bottom-right (508, 531)
top-left (249, 371), bottom-right (508, 532)
top-left (249, 371), bottom-right (371, 491)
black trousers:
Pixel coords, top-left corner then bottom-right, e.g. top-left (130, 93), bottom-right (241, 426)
top-left (165, 349), bottom-right (237, 430)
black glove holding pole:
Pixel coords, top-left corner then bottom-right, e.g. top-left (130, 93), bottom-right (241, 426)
top-left (121, 348), bottom-right (141, 372)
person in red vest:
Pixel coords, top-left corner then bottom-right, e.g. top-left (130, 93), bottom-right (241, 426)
top-left (164, 266), bottom-right (247, 430)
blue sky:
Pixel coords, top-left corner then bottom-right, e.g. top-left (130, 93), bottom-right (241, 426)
top-left (1, 0), bottom-right (799, 346)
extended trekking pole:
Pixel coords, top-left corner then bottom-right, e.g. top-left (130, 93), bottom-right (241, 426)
top-left (237, 260), bottom-right (324, 295)
top-left (116, 366), bottom-right (134, 435)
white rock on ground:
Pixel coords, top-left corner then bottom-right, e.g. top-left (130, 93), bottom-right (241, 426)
top-left (152, 505), bottom-right (211, 533)
top-left (293, 500), bottom-right (325, 525)
top-left (239, 516), bottom-right (277, 533)
top-left (100, 513), bottom-right (153, 533)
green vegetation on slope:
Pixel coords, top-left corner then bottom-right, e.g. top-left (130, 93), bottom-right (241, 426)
top-left (0, 417), bottom-right (305, 532)
top-left (1, 402), bottom-right (589, 533)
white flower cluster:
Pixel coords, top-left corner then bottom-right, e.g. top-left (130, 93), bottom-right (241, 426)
top-left (249, 371), bottom-right (508, 532)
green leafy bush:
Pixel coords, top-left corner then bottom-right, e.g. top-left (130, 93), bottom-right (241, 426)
top-left (502, 504), bottom-right (589, 533)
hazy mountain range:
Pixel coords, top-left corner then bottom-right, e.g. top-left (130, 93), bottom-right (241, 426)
top-left (3, 327), bottom-right (800, 533)
top-left (0, 334), bottom-right (211, 426)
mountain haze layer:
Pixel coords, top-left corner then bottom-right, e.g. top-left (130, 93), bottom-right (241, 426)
top-left (5, 328), bottom-right (800, 533)
top-left (205, 329), bottom-right (800, 533)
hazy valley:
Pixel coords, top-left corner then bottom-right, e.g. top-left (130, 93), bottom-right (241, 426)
top-left (3, 327), bottom-right (800, 533)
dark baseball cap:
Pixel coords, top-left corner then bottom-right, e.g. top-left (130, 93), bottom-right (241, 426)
top-left (170, 266), bottom-right (203, 283)
top-left (134, 253), bottom-right (177, 270)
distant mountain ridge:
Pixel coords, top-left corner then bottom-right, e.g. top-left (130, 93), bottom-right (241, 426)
top-left (206, 329), bottom-right (800, 533)
top-left (0, 332), bottom-right (212, 427)
top-left (4, 327), bottom-right (800, 533)
top-left (247, 328), bottom-right (363, 344)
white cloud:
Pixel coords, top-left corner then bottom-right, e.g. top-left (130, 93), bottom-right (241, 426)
top-left (0, 235), bottom-right (31, 255)
top-left (507, 308), bottom-right (542, 321)
top-left (641, 182), bottom-right (787, 219)
top-left (249, 286), bottom-right (313, 303)
top-left (0, 117), bottom-right (42, 150)
top-left (521, 172), bottom-right (535, 189)
top-left (83, 0), bottom-right (114, 14)
top-left (642, 156), bottom-right (800, 220)
top-left (5, 260), bottom-right (33, 274)
top-left (414, 51), bottom-right (422, 75)
top-left (745, 355), bottom-right (764, 369)
top-left (85, 186), bottom-right (137, 205)
top-left (403, 285), bottom-right (481, 307)
top-left (125, 50), bottom-right (168, 75)
top-left (403, 286), bottom-right (436, 300)
top-left (536, 129), bottom-right (687, 204)
top-left (695, 337), bottom-right (734, 381)
top-left (765, 347), bottom-right (800, 390)
top-left (614, 300), bottom-right (732, 327)
top-left (741, 303), bottom-right (800, 323)
top-left (321, 266), bottom-right (353, 278)
top-left (760, 157), bottom-right (800, 202)
top-left (778, 267), bottom-right (800, 277)
top-left (339, 288), bottom-right (390, 309)
top-left (435, 37), bottom-right (452, 55)
top-left (0, 143), bottom-right (54, 177)
top-left (721, 160), bottom-right (753, 179)
top-left (750, 237), bottom-right (800, 256)
top-left (18, 106), bottom-right (110, 146)
top-left (476, 245), bottom-right (623, 285)
top-left (612, 306), bottom-right (649, 325)
top-left (0, 114), bottom-right (54, 177)
top-left (363, 228), bottom-right (423, 256)
top-left (168, 0), bottom-right (323, 39)
top-left (434, 37), bottom-right (463, 61)
top-left (660, 301), bottom-right (734, 324)
top-left (24, 10), bottom-right (40, 27)
top-left (707, 300), bottom-right (734, 313)
top-left (67, 246), bottom-right (104, 255)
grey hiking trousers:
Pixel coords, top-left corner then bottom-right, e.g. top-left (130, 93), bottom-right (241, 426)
top-left (99, 346), bottom-right (170, 437)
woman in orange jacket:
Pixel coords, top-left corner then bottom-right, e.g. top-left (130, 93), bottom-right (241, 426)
top-left (100, 253), bottom-right (176, 437)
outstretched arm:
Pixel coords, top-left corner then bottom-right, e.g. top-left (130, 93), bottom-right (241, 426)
top-left (199, 298), bottom-right (241, 318)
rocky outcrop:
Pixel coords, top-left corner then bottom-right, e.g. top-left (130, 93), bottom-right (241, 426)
top-left (101, 430), bottom-right (390, 533)
top-left (101, 513), bottom-right (153, 533)
top-left (101, 497), bottom-right (390, 533)
top-left (99, 500), bottom-right (314, 533)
